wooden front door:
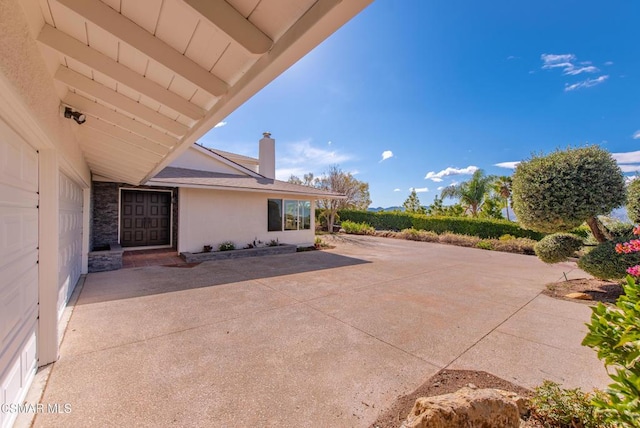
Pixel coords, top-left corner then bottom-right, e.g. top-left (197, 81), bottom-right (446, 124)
top-left (120, 190), bottom-right (171, 247)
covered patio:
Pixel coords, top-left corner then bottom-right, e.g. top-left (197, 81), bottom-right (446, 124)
top-left (30, 236), bottom-right (609, 427)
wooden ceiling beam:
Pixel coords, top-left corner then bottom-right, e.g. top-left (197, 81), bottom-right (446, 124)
top-left (38, 24), bottom-right (205, 120)
top-left (57, 0), bottom-right (229, 96)
top-left (55, 66), bottom-right (189, 136)
top-left (183, 0), bottom-right (272, 54)
top-left (63, 92), bottom-right (178, 149)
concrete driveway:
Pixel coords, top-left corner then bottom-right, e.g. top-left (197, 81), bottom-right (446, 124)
top-left (32, 235), bottom-right (609, 427)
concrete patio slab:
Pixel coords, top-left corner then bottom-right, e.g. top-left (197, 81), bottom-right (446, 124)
top-left (31, 235), bottom-right (611, 427)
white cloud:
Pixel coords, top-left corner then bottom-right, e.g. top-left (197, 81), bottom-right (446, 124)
top-left (564, 75), bottom-right (609, 92)
top-left (275, 139), bottom-right (352, 180)
top-left (437, 186), bottom-right (444, 191)
top-left (541, 54), bottom-right (607, 91)
top-left (604, 61), bottom-right (614, 66)
top-left (327, 141), bottom-right (332, 145)
top-left (380, 150), bottom-right (394, 162)
top-left (393, 188), bottom-right (401, 192)
top-left (619, 164), bottom-right (640, 173)
top-left (633, 131), bottom-right (640, 139)
top-left (564, 65), bottom-right (599, 75)
top-left (541, 53), bottom-right (576, 69)
top-left (424, 166), bottom-right (478, 181)
top-left (494, 161), bottom-right (520, 169)
top-left (613, 151), bottom-right (640, 164)
top-left (410, 187), bottom-right (429, 193)
top-left (214, 121), bottom-right (227, 128)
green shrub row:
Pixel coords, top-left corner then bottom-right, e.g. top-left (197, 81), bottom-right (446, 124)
top-left (340, 220), bottom-right (375, 235)
top-left (337, 210), bottom-right (545, 240)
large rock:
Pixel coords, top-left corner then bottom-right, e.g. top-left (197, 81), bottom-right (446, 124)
top-left (401, 386), bottom-right (527, 428)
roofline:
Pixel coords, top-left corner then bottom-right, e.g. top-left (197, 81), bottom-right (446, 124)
top-left (145, 179), bottom-right (347, 199)
top-left (189, 144), bottom-right (263, 178)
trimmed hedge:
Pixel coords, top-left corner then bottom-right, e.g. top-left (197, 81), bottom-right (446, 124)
top-left (534, 233), bottom-right (583, 264)
top-left (338, 210), bottom-right (545, 240)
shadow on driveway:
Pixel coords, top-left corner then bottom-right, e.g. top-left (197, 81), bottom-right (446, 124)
top-left (77, 250), bottom-right (370, 305)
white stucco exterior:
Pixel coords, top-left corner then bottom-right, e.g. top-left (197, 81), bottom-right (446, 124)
top-left (178, 188), bottom-right (315, 253)
top-left (169, 145), bottom-right (256, 175)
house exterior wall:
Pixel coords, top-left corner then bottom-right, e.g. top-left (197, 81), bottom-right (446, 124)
top-left (91, 182), bottom-right (178, 250)
top-left (178, 188), bottom-right (315, 253)
top-left (169, 147), bottom-right (247, 174)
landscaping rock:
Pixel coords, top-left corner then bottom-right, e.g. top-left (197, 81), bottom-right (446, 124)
top-left (564, 292), bottom-right (593, 300)
top-left (401, 386), bottom-right (526, 428)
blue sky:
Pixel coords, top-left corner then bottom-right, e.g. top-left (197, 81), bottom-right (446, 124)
top-left (200, 0), bottom-right (640, 208)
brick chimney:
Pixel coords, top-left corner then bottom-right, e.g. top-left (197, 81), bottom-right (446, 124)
top-left (259, 132), bottom-right (275, 179)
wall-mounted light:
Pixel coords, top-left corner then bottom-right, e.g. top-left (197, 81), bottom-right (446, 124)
top-left (64, 107), bottom-right (86, 125)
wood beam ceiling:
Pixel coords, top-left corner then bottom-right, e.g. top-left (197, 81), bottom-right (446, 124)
top-left (38, 25), bottom-right (205, 120)
top-left (57, 0), bottom-right (229, 97)
top-left (55, 66), bottom-right (189, 136)
top-left (183, 0), bottom-right (272, 54)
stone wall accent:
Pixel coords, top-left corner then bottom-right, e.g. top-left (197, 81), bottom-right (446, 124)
top-left (181, 244), bottom-right (297, 263)
top-left (91, 182), bottom-right (178, 250)
top-left (88, 243), bottom-right (123, 273)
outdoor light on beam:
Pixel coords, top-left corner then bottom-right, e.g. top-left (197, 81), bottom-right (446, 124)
top-left (64, 106), bottom-right (86, 124)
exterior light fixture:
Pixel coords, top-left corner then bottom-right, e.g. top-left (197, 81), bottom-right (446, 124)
top-left (64, 107), bottom-right (86, 124)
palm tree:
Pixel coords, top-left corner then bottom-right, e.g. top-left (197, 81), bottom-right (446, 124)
top-left (494, 176), bottom-right (512, 221)
top-left (441, 169), bottom-right (496, 217)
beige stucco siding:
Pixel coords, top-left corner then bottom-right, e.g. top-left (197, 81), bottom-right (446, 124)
top-left (178, 188), bottom-right (315, 253)
top-left (169, 147), bottom-right (247, 175)
top-left (0, 0), bottom-right (90, 185)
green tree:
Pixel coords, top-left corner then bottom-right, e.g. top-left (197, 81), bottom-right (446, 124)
top-left (494, 176), bottom-right (512, 221)
top-left (440, 169), bottom-right (496, 217)
top-left (511, 146), bottom-right (625, 242)
top-left (425, 195), bottom-right (465, 217)
top-left (403, 189), bottom-right (425, 214)
top-left (314, 166), bottom-right (371, 231)
top-left (479, 195), bottom-right (504, 220)
top-left (626, 178), bottom-right (640, 223)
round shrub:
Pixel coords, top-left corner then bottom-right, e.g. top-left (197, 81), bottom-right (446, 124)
top-left (578, 241), bottom-right (640, 280)
top-left (512, 146), bottom-right (625, 233)
top-left (534, 233), bottom-right (583, 264)
top-left (604, 221), bottom-right (634, 239)
top-left (627, 178), bottom-right (640, 223)
top-left (218, 241), bottom-right (235, 251)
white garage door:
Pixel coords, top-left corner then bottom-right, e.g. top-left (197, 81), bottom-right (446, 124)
top-left (0, 122), bottom-right (38, 428)
top-left (58, 173), bottom-right (83, 320)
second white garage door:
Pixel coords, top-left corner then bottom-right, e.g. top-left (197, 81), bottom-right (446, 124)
top-left (58, 172), bottom-right (83, 320)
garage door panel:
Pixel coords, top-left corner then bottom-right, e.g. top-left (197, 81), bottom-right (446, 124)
top-left (0, 252), bottom-right (38, 349)
top-left (0, 135), bottom-right (38, 192)
top-left (1, 121), bottom-right (38, 428)
top-left (58, 173), bottom-right (83, 320)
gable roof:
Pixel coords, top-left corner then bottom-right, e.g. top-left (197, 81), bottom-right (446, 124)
top-left (148, 166), bottom-right (345, 199)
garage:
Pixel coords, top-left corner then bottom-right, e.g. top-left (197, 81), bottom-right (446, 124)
top-left (0, 120), bottom-right (39, 428)
top-left (58, 173), bottom-right (83, 320)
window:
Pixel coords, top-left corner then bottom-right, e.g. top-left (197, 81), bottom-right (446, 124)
top-left (268, 199), bottom-right (311, 231)
top-left (267, 199), bottom-right (282, 231)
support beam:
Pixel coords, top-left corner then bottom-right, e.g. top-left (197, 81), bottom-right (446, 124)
top-left (77, 127), bottom-right (164, 162)
top-left (57, 0), bottom-right (229, 97)
top-left (55, 66), bottom-right (189, 136)
top-left (83, 117), bottom-right (171, 156)
top-left (63, 92), bottom-right (178, 149)
top-left (183, 0), bottom-right (272, 54)
top-left (38, 25), bottom-right (205, 120)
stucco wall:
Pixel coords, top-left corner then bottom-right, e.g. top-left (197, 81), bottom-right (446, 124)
top-left (169, 147), bottom-right (246, 174)
top-left (178, 188), bottom-right (315, 253)
top-left (0, 0), bottom-right (90, 184)
top-left (91, 182), bottom-right (179, 250)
